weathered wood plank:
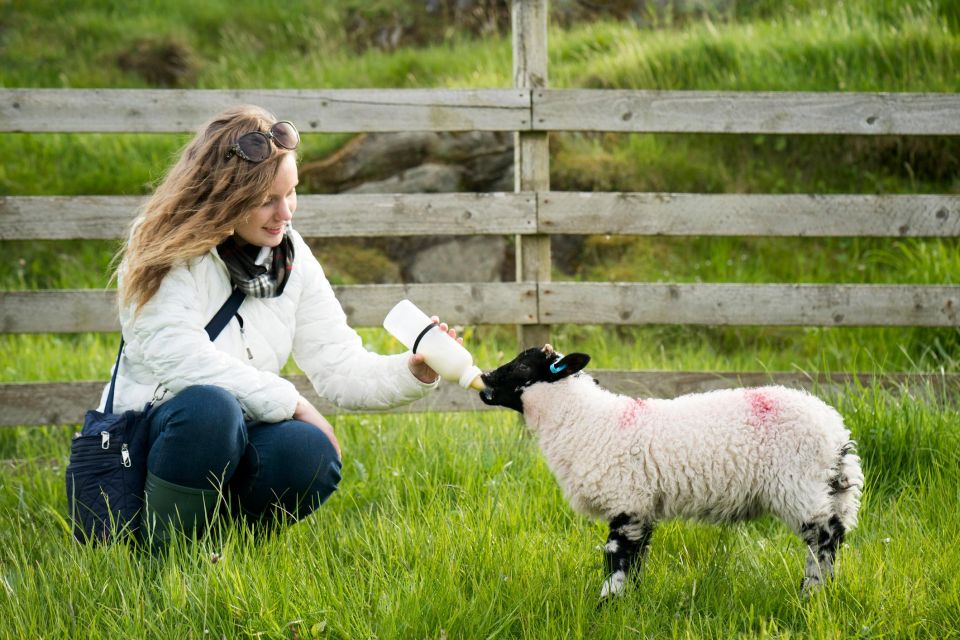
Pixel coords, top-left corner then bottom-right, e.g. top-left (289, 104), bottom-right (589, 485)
top-left (0, 379), bottom-right (489, 426)
top-left (3, 370), bottom-right (957, 426)
top-left (533, 90), bottom-right (960, 135)
top-left (0, 196), bottom-right (140, 240)
top-left (0, 193), bottom-right (537, 240)
top-left (0, 283), bottom-right (537, 334)
top-left (8, 192), bottom-right (958, 240)
top-left (0, 89), bottom-right (530, 133)
top-left (1, 290), bottom-right (118, 333)
top-left (6, 89), bottom-right (960, 136)
top-left (539, 193), bottom-right (960, 237)
top-left (6, 282), bottom-right (959, 333)
top-left (540, 283), bottom-right (960, 326)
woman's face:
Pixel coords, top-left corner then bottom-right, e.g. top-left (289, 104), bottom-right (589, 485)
top-left (234, 152), bottom-right (298, 247)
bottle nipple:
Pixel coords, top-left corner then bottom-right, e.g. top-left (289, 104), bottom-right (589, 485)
top-left (459, 365), bottom-right (485, 390)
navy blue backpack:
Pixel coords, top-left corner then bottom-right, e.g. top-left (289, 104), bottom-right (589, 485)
top-left (65, 288), bottom-right (245, 543)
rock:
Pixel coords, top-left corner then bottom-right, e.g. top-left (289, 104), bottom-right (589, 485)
top-left (404, 236), bottom-right (509, 283)
top-left (347, 163), bottom-right (464, 194)
top-left (300, 131), bottom-right (513, 193)
top-left (116, 37), bottom-right (198, 87)
top-left (300, 132), bottom-right (436, 193)
top-left (301, 131), bottom-right (516, 284)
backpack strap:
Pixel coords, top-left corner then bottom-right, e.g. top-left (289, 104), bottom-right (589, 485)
top-left (204, 287), bottom-right (246, 340)
top-left (103, 341), bottom-right (126, 414)
top-left (104, 288), bottom-right (246, 413)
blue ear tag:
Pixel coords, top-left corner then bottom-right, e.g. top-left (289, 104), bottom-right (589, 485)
top-left (549, 361), bottom-right (567, 375)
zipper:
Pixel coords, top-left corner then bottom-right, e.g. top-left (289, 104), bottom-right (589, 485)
top-left (69, 443), bottom-right (124, 461)
top-left (236, 312), bottom-right (253, 360)
top-left (151, 383), bottom-right (168, 404)
top-left (70, 438), bottom-right (134, 468)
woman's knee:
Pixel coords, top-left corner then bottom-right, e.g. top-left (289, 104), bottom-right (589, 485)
top-left (287, 424), bottom-right (342, 503)
top-left (147, 385), bottom-right (248, 486)
top-left (172, 385), bottom-right (244, 425)
top-left (245, 421), bottom-right (342, 519)
top-left (152, 386), bottom-right (244, 440)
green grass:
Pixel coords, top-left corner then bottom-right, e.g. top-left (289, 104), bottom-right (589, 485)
top-left (1, 388), bottom-right (959, 638)
top-left (552, 8), bottom-right (959, 92)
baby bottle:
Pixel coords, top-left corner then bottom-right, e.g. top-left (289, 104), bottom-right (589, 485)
top-left (383, 299), bottom-right (485, 391)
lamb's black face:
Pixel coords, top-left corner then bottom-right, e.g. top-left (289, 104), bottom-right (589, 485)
top-left (479, 345), bottom-right (590, 413)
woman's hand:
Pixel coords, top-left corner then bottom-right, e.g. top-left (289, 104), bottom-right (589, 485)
top-left (293, 395), bottom-right (341, 459)
top-left (408, 316), bottom-right (461, 384)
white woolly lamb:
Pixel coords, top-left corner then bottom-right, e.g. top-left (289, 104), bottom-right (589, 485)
top-left (479, 345), bottom-right (863, 599)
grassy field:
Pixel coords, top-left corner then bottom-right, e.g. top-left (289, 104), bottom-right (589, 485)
top-left (1, 385), bottom-right (959, 638)
top-left (2, 0), bottom-right (960, 637)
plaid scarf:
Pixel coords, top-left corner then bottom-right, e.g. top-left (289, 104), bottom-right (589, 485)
top-left (216, 231), bottom-right (295, 298)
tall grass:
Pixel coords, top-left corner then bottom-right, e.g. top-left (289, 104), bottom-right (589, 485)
top-left (554, 8), bottom-right (959, 92)
top-left (1, 388), bottom-right (958, 638)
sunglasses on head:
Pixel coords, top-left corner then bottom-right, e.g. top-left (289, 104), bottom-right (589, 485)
top-left (225, 120), bottom-right (300, 162)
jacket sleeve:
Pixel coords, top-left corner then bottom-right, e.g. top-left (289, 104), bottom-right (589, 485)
top-left (291, 243), bottom-right (438, 410)
top-left (122, 263), bottom-right (300, 423)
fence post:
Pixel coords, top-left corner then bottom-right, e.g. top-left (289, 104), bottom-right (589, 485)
top-left (512, 0), bottom-right (551, 349)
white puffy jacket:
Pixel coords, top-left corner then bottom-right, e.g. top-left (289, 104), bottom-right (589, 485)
top-left (99, 229), bottom-right (437, 421)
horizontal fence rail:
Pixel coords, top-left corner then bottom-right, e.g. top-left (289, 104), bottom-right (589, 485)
top-left (533, 90), bottom-right (960, 135)
top-left (541, 283), bottom-right (960, 326)
top-left (0, 193), bottom-right (537, 240)
top-left (5, 192), bottom-right (960, 240)
top-left (0, 284), bottom-right (538, 333)
top-left (0, 89), bottom-right (530, 133)
top-left (4, 89), bottom-right (960, 135)
top-left (3, 370), bottom-right (958, 426)
top-left (539, 193), bottom-right (960, 237)
top-left (4, 283), bottom-right (959, 333)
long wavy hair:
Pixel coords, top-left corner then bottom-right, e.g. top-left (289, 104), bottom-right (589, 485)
top-left (116, 105), bottom-right (292, 312)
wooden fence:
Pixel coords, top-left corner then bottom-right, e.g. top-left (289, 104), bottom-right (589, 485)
top-left (2, 0), bottom-right (960, 425)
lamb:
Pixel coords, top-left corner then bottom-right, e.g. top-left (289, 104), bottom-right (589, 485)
top-left (479, 345), bottom-right (863, 599)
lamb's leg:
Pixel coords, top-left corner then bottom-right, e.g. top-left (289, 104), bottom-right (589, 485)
top-left (799, 515), bottom-right (845, 595)
top-left (600, 513), bottom-right (654, 599)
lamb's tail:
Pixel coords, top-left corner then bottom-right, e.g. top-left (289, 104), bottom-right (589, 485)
top-left (828, 440), bottom-right (864, 532)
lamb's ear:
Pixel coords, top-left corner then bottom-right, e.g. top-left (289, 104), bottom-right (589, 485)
top-left (548, 353), bottom-right (590, 380)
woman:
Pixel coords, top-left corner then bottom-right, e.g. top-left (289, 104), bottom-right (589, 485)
top-left (103, 105), bottom-right (455, 542)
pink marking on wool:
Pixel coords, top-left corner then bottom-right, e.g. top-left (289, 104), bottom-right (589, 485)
top-left (745, 389), bottom-right (778, 427)
top-left (618, 398), bottom-right (647, 430)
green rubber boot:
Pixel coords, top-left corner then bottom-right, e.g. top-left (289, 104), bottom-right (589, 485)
top-left (143, 471), bottom-right (218, 549)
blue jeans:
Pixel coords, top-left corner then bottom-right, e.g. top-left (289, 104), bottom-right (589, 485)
top-left (145, 385), bottom-right (342, 525)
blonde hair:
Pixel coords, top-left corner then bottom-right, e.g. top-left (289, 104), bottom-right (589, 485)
top-left (116, 105), bottom-right (293, 311)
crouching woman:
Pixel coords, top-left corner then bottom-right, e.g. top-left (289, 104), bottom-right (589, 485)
top-left (102, 105), bottom-right (454, 543)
